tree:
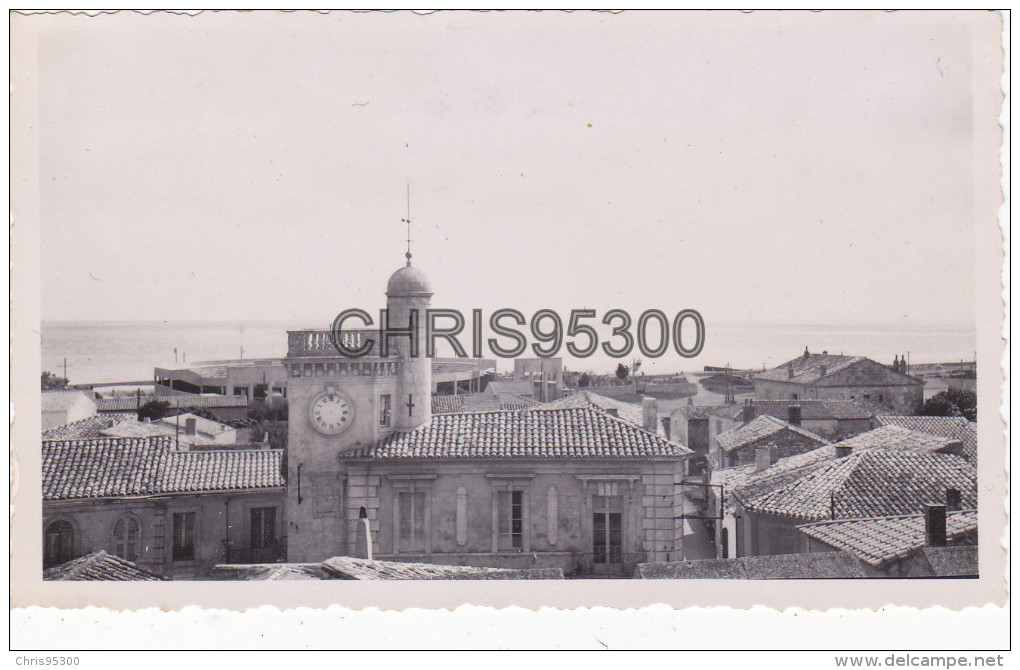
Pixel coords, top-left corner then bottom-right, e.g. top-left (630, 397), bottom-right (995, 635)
top-left (578, 373), bottom-right (591, 388)
top-left (919, 389), bottom-right (976, 422)
top-left (137, 400), bottom-right (171, 422)
top-left (41, 371), bottom-right (68, 391)
top-left (615, 363), bottom-right (630, 382)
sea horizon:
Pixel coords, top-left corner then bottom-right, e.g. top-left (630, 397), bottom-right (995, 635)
top-left (40, 318), bottom-right (978, 386)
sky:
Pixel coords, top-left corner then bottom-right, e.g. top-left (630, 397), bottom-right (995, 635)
top-left (30, 11), bottom-right (994, 331)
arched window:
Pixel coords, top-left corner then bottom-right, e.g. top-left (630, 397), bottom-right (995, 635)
top-left (44, 520), bottom-right (74, 568)
top-left (113, 516), bottom-right (140, 561)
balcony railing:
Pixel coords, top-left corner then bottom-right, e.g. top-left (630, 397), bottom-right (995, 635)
top-left (287, 329), bottom-right (380, 358)
top-left (225, 537), bottom-right (287, 564)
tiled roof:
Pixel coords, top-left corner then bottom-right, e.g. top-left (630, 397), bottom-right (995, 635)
top-left (636, 551), bottom-right (867, 579)
top-left (797, 510), bottom-right (979, 568)
top-left (715, 415), bottom-right (829, 453)
top-left (41, 413), bottom-right (134, 440)
top-left (834, 425), bottom-right (959, 455)
top-left (321, 556), bottom-right (564, 580)
top-left (159, 450), bottom-right (284, 493)
top-left (43, 551), bottom-right (167, 581)
top-left (96, 395), bottom-right (249, 412)
top-left (876, 415), bottom-right (977, 462)
top-left (344, 407), bottom-right (692, 460)
top-left (531, 390), bottom-right (662, 435)
top-left (42, 390), bottom-right (96, 412)
top-left (707, 399), bottom-right (874, 422)
top-left (433, 393), bottom-right (526, 413)
top-left (432, 395), bottom-right (467, 414)
top-left (732, 449), bottom-right (976, 521)
top-left (42, 436), bottom-right (283, 500)
top-left (499, 393), bottom-right (538, 411)
top-left (754, 352), bottom-right (865, 384)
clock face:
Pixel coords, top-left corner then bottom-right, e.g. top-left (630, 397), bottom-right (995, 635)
top-left (309, 391), bottom-right (353, 436)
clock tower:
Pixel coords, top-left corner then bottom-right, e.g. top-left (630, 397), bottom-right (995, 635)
top-left (283, 260), bottom-right (432, 562)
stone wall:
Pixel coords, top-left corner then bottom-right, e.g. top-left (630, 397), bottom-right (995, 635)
top-left (339, 458), bottom-right (685, 576)
top-left (44, 489), bottom-right (285, 579)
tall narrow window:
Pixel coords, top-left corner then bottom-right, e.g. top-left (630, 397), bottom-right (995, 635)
top-left (379, 394), bottom-right (392, 428)
top-left (592, 495), bottom-right (623, 564)
top-left (44, 520), bottom-right (74, 568)
top-left (172, 511), bottom-right (196, 562)
top-left (397, 491), bottom-right (426, 553)
top-left (112, 516), bottom-right (140, 561)
top-left (497, 490), bottom-right (524, 551)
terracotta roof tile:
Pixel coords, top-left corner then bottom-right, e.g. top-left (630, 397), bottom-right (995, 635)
top-left (432, 395), bottom-right (467, 414)
top-left (345, 407), bottom-right (691, 460)
top-left (531, 391), bottom-right (663, 435)
top-left (715, 415), bottom-right (829, 452)
top-left (876, 415), bottom-right (977, 462)
top-left (42, 436), bottom-right (283, 500)
top-left (41, 413), bottom-right (135, 440)
top-left (732, 449), bottom-right (976, 521)
top-left (797, 510), bottom-right (978, 567)
top-left (835, 425), bottom-right (958, 454)
top-left (43, 551), bottom-right (167, 581)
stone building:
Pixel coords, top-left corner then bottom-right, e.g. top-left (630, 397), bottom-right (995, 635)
top-left (712, 414), bottom-right (830, 469)
top-left (283, 259), bottom-right (692, 576)
top-left (42, 435), bottom-right (285, 578)
top-left (338, 406), bottom-right (690, 576)
top-left (753, 349), bottom-right (923, 414)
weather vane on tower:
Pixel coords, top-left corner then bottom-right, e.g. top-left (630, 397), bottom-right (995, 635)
top-left (401, 180), bottom-right (412, 266)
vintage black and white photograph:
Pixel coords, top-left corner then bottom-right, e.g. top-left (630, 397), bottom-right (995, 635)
top-left (10, 9), bottom-right (1006, 623)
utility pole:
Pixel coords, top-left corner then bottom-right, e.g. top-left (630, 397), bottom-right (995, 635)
top-left (62, 357), bottom-right (67, 381)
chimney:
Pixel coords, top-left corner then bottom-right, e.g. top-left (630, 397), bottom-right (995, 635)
top-left (924, 504), bottom-right (947, 547)
top-left (893, 355), bottom-right (900, 372)
top-left (787, 363), bottom-right (795, 379)
top-left (769, 444), bottom-right (780, 465)
top-left (741, 400), bottom-right (756, 424)
top-left (754, 447), bottom-right (772, 473)
top-left (642, 397), bottom-right (658, 433)
top-left (818, 365), bottom-right (827, 377)
top-left (533, 380), bottom-right (544, 402)
top-left (834, 445), bottom-right (852, 458)
top-left (661, 416), bottom-right (672, 440)
top-left (788, 404), bottom-right (802, 426)
top-left (185, 418), bottom-right (197, 436)
top-left (355, 506), bottom-right (373, 560)
top-left (803, 346), bottom-right (810, 359)
top-left (946, 488), bottom-right (963, 512)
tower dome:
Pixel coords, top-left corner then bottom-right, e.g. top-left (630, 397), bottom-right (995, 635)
top-left (386, 263), bottom-right (432, 296)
